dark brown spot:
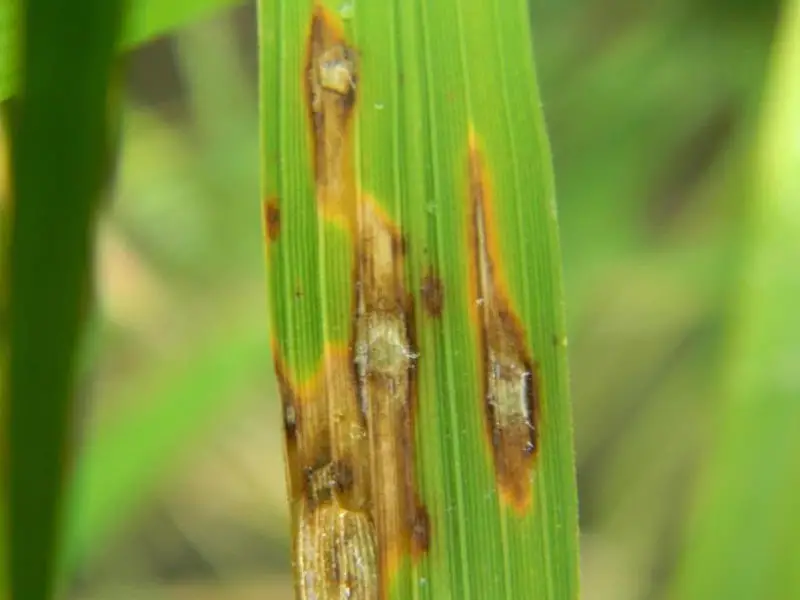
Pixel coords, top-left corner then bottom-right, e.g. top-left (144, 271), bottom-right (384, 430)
top-left (304, 457), bottom-right (352, 508)
top-left (332, 459), bottom-right (355, 493)
top-left (469, 139), bottom-right (539, 514)
top-left (421, 270), bottom-right (444, 318)
top-left (283, 398), bottom-right (298, 439)
top-left (391, 232), bottom-right (408, 258)
top-left (410, 505), bottom-right (430, 558)
top-left (264, 197), bottom-right (280, 241)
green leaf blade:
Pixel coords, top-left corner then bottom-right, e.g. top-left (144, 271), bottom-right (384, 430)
top-left (258, 1), bottom-right (579, 598)
top-left (5, 0), bottom-right (125, 598)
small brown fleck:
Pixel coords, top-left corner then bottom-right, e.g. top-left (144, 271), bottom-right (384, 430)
top-left (264, 197), bottom-right (280, 241)
top-left (421, 271), bottom-right (444, 318)
top-left (410, 505), bottom-right (431, 558)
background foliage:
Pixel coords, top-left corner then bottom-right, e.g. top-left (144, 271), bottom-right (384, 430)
top-left (0, 0), bottom-right (796, 598)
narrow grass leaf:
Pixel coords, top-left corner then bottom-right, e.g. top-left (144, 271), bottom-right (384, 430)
top-left (5, 1), bottom-right (125, 599)
top-left (258, 1), bottom-right (579, 598)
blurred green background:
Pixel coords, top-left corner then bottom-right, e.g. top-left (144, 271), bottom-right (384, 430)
top-left (1, 0), bottom-right (795, 598)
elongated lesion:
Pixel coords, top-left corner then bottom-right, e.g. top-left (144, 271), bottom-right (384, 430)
top-left (278, 203), bottom-right (425, 598)
top-left (469, 134), bottom-right (540, 513)
top-left (355, 198), bottom-right (422, 576)
top-left (305, 5), bottom-right (358, 220)
top-left (276, 347), bottom-right (375, 597)
top-left (276, 347), bottom-right (370, 509)
top-left (274, 8), bottom-right (428, 600)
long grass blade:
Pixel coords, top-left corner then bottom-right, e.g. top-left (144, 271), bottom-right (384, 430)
top-left (258, 1), bottom-right (579, 598)
top-left (4, 0), bottom-right (125, 598)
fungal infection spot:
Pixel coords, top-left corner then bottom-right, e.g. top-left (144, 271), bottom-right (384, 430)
top-left (306, 6), bottom-right (358, 217)
top-left (305, 459), bottom-right (357, 509)
top-left (284, 397), bottom-right (298, 439)
top-left (278, 350), bottom-right (378, 597)
top-left (355, 200), bottom-right (417, 390)
top-left (318, 45), bottom-right (357, 97)
top-left (468, 136), bottom-right (539, 513)
top-left (354, 312), bottom-right (417, 381)
top-left (410, 505), bottom-right (431, 558)
top-left (275, 348), bottom-right (371, 513)
top-left (275, 359), bottom-right (300, 444)
top-left (355, 197), bottom-right (427, 577)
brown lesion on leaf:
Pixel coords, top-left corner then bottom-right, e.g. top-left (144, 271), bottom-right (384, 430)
top-left (275, 359), bottom-right (299, 443)
top-left (410, 505), bottom-right (431, 558)
top-left (305, 5), bottom-right (358, 224)
top-left (276, 344), bottom-right (379, 599)
top-left (468, 133), bottom-right (540, 514)
top-left (421, 269), bottom-right (444, 318)
top-left (304, 458), bottom-right (356, 510)
top-left (263, 196), bottom-right (281, 242)
top-left (276, 198), bottom-right (431, 598)
top-left (354, 196), bottom-right (429, 584)
top-left (279, 8), bottom-right (429, 598)
top-left (274, 346), bottom-right (371, 515)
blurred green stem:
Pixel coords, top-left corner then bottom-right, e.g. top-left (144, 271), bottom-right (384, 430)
top-left (5, 1), bottom-right (125, 599)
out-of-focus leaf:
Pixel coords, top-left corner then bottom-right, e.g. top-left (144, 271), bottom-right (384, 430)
top-left (0, 0), bottom-right (246, 102)
top-left (670, 0), bottom-right (800, 598)
top-left (5, 0), bottom-right (124, 598)
top-left (62, 320), bottom-right (270, 575)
